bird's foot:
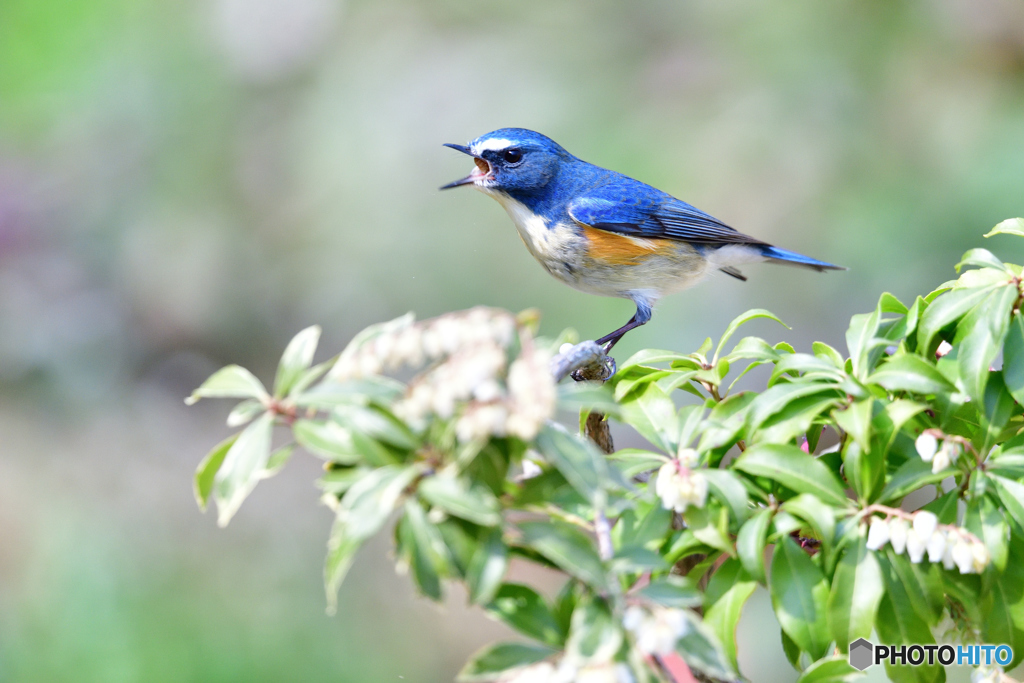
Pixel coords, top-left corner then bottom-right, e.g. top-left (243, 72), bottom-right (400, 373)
top-left (570, 354), bottom-right (616, 382)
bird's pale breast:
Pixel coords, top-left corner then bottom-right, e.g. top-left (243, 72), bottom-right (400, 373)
top-left (486, 190), bottom-right (711, 304)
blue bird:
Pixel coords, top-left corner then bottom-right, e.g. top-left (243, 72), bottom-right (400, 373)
top-left (442, 128), bottom-right (843, 352)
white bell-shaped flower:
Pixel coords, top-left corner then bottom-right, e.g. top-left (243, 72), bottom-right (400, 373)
top-left (866, 517), bottom-right (890, 550)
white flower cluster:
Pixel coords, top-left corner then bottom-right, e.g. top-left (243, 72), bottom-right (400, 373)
top-left (330, 308), bottom-right (556, 442)
top-left (499, 660), bottom-right (634, 683)
top-left (654, 449), bottom-right (708, 513)
top-left (331, 307), bottom-right (516, 379)
top-left (623, 605), bottom-right (688, 656)
top-left (865, 510), bottom-right (990, 574)
top-left (915, 431), bottom-right (963, 474)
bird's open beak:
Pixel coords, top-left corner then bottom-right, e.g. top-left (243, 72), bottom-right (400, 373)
top-left (440, 143), bottom-right (491, 190)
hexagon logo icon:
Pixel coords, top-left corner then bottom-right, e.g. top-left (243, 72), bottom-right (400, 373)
top-left (849, 638), bottom-right (874, 671)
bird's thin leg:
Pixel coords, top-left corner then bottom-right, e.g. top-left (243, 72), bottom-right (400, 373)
top-left (595, 301), bottom-right (652, 352)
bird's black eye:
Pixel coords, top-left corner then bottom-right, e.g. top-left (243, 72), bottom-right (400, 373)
top-left (502, 149), bottom-right (523, 164)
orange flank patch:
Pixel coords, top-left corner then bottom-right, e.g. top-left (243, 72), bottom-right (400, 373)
top-left (581, 225), bottom-right (674, 265)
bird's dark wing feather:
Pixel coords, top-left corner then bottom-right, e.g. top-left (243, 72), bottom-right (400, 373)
top-left (567, 180), bottom-right (766, 246)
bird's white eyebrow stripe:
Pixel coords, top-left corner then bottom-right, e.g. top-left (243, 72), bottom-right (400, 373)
top-left (471, 138), bottom-right (513, 154)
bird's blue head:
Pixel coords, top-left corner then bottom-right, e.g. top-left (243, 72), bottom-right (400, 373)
top-left (441, 128), bottom-right (574, 196)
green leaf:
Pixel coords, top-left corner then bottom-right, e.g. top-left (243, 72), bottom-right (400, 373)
top-left (879, 457), bottom-right (950, 505)
top-left (608, 448), bottom-right (667, 478)
top-left (535, 423), bottom-right (610, 503)
top-left (518, 521), bottom-right (607, 589)
top-left (796, 657), bottom-right (862, 683)
top-left (293, 419), bottom-right (361, 464)
top-left (736, 508), bottom-right (772, 584)
top-left (846, 305), bottom-right (882, 379)
top-left (993, 474), bottom-right (1024, 531)
top-left (704, 559), bottom-right (756, 670)
top-left (964, 495), bottom-right (1008, 572)
top-left (334, 403), bottom-right (419, 451)
top-left (981, 533), bottom-right (1024, 672)
top-left (769, 537), bottom-right (831, 660)
top-left (828, 530), bottom-right (884, 653)
top-left (1001, 312), bottom-right (1024, 405)
top-left (486, 583), bottom-right (564, 646)
top-left (193, 433), bottom-right (238, 511)
top-left (713, 308), bottom-right (789, 363)
top-left (734, 443), bottom-right (849, 507)
top-left (402, 498), bottom-right (450, 600)
top-left (782, 493), bottom-right (836, 559)
top-left (684, 505), bottom-right (734, 556)
top-left (638, 575), bottom-right (702, 607)
top-left (957, 283), bottom-right (1017, 404)
top-left (702, 469), bottom-right (750, 524)
top-left (984, 217), bottom-right (1024, 238)
top-left (868, 355), bottom-right (956, 395)
top-left (213, 413), bottom-right (274, 526)
top-left (457, 642), bottom-right (556, 682)
top-left (262, 443), bottom-right (296, 477)
top-left (619, 382), bottom-right (679, 452)
top-left (419, 473), bottom-right (502, 526)
top-left (274, 325), bottom-right (321, 398)
top-left (226, 399), bottom-right (266, 427)
top-left (917, 285), bottom-right (996, 353)
top-left (325, 464), bottom-right (422, 608)
top-left (614, 502), bottom-right (672, 551)
top-left (884, 549), bottom-right (944, 626)
top-left (557, 381), bottom-right (621, 416)
top-left (186, 365), bottom-right (269, 405)
top-left (745, 383), bottom-right (843, 434)
top-left (619, 348), bottom-right (695, 371)
top-left (676, 610), bottom-right (739, 682)
top-left (875, 557), bottom-right (943, 683)
top-left (841, 441), bottom-right (884, 503)
top-left (957, 247), bottom-right (1010, 273)
top-left (467, 528), bottom-right (508, 605)
top-left (565, 597), bottom-right (622, 662)
top-left (833, 399), bottom-right (873, 451)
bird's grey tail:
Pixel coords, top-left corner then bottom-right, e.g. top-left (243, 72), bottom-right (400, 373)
top-left (760, 245), bottom-right (845, 272)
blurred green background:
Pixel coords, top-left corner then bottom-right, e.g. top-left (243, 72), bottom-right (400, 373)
top-left (2, 0), bottom-right (1024, 681)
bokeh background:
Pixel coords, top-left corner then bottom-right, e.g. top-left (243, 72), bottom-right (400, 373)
top-left (2, 0), bottom-right (1024, 681)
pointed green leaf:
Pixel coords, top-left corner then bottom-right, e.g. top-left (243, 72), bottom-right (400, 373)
top-left (734, 443), bottom-right (849, 507)
top-left (984, 217), bottom-right (1024, 238)
top-left (770, 536), bottom-right (831, 660)
top-left (457, 642), bottom-right (556, 682)
top-left (796, 657), bottom-right (862, 683)
top-left (957, 283), bottom-right (1017, 403)
top-left (917, 285), bottom-right (996, 353)
top-left (737, 508), bottom-right (772, 584)
top-left (518, 521), bottom-right (607, 589)
top-left (1002, 312), bottom-right (1024, 405)
top-left (194, 433), bottom-right (238, 511)
top-left (868, 355), bottom-right (956, 395)
top-left (274, 325), bottom-right (321, 398)
top-left (535, 423), bottom-right (610, 502)
top-left (713, 309), bottom-right (789, 363)
top-left (467, 528), bottom-right (508, 605)
top-left (619, 382), bottom-right (679, 452)
top-left (638, 575), bottom-right (702, 608)
top-left (213, 413), bottom-right (274, 526)
top-left (704, 559), bottom-right (756, 670)
top-left (833, 399), bottom-right (873, 451)
top-left (419, 473), bottom-right (502, 526)
top-left (828, 530), bottom-right (884, 653)
top-left (186, 365), bottom-right (268, 405)
top-left (486, 583), bottom-right (564, 646)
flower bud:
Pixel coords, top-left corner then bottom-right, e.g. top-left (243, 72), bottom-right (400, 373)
top-left (931, 448), bottom-right (951, 474)
top-left (927, 529), bottom-right (947, 563)
top-left (971, 541), bottom-right (990, 574)
top-left (866, 517), bottom-right (890, 550)
top-left (942, 538), bottom-right (956, 570)
top-left (916, 433), bottom-right (938, 462)
top-left (677, 447), bottom-right (699, 469)
top-left (952, 539), bottom-right (974, 574)
top-left (906, 528), bottom-right (927, 563)
top-left (889, 518), bottom-right (909, 554)
top-left (913, 511), bottom-right (939, 540)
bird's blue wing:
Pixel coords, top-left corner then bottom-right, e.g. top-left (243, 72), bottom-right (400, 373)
top-left (567, 180), bottom-right (765, 246)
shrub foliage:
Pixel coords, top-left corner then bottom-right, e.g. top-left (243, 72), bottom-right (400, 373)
top-left (189, 220), bottom-right (1024, 683)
